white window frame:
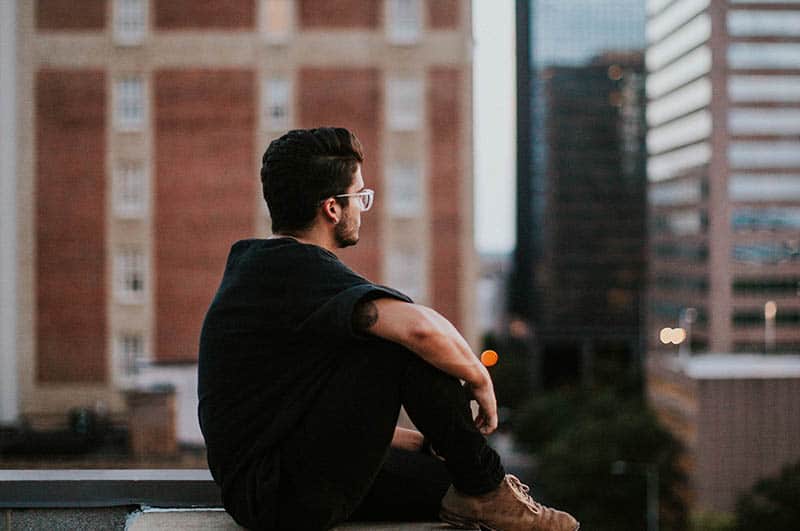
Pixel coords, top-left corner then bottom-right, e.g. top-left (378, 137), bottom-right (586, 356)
top-left (260, 0), bottom-right (294, 44)
top-left (113, 0), bottom-right (147, 46)
top-left (115, 331), bottom-right (147, 382)
top-left (115, 247), bottom-right (146, 304)
top-left (114, 76), bottom-right (145, 132)
top-left (387, 162), bottom-right (423, 218)
top-left (386, 77), bottom-right (423, 131)
top-left (113, 160), bottom-right (148, 219)
top-left (386, 247), bottom-right (425, 302)
top-left (263, 76), bottom-right (291, 131)
top-left (387, 0), bottom-right (422, 45)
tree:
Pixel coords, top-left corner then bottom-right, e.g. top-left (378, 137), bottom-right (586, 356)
top-left (735, 460), bottom-right (800, 531)
top-left (513, 388), bottom-right (687, 531)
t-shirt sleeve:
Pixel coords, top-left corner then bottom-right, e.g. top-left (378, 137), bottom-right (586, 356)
top-left (294, 282), bottom-right (412, 343)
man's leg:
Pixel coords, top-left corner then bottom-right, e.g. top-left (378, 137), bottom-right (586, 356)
top-left (274, 340), bottom-right (503, 530)
top-left (347, 448), bottom-right (450, 521)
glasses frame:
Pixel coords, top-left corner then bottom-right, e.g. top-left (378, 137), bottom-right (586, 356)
top-left (332, 188), bottom-right (375, 211)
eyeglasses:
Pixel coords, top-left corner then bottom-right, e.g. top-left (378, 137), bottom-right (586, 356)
top-left (333, 189), bottom-right (375, 211)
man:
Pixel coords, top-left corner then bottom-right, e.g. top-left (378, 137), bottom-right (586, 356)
top-left (198, 128), bottom-right (579, 531)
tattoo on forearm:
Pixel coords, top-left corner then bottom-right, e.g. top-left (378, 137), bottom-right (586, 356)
top-left (353, 300), bottom-right (379, 332)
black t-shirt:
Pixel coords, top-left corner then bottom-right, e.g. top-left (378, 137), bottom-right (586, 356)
top-left (197, 238), bottom-right (410, 516)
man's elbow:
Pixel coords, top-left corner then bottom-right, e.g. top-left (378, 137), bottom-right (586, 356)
top-left (406, 310), bottom-right (441, 346)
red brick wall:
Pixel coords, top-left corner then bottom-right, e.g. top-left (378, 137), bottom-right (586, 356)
top-left (298, 68), bottom-right (383, 281)
top-left (298, 0), bottom-right (380, 29)
top-left (36, 70), bottom-right (107, 383)
top-left (154, 69), bottom-right (256, 362)
top-left (36, 0), bottom-right (107, 31)
top-left (154, 0), bottom-right (255, 29)
top-left (428, 0), bottom-right (460, 29)
top-left (428, 67), bottom-right (462, 329)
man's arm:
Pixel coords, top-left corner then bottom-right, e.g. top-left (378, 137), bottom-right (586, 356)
top-left (353, 298), bottom-right (497, 434)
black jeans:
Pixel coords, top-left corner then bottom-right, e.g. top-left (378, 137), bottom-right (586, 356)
top-left (273, 341), bottom-right (505, 530)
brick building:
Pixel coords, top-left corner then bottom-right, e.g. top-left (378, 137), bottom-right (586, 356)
top-left (1, 0), bottom-right (475, 440)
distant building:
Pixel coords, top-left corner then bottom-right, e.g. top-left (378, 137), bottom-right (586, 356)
top-left (513, 0), bottom-right (647, 388)
top-left (2, 0), bottom-right (474, 438)
top-left (647, 354), bottom-right (800, 512)
top-left (645, 0), bottom-right (800, 356)
top-left (476, 252), bottom-right (512, 338)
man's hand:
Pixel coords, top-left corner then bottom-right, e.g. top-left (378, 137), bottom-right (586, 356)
top-left (466, 370), bottom-right (498, 435)
top-left (358, 297), bottom-right (499, 436)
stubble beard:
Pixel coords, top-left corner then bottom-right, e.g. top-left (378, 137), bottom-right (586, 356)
top-left (334, 210), bottom-right (359, 248)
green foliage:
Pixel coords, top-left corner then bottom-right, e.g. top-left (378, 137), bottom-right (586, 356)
top-left (735, 460), bottom-right (800, 531)
top-left (689, 511), bottom-right (736, 531)
top-left (512, 388), bottom-right (687, 531)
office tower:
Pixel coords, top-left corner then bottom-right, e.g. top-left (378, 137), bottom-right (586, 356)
top-left (3, 0), bottom-right (474, 435)
top-left (513, 0), bottom-right (647, 387)
top-left (646, 0), bottom-right (800, 513)
top-left (646, 0), bottom-right (800, 357)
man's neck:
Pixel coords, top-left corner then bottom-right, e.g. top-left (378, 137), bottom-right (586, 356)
top-left (272, 227), bottom-right (337, 254)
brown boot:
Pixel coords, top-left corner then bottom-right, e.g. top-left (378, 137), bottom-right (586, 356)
top-left (439, 474), bottom-right (579, 531)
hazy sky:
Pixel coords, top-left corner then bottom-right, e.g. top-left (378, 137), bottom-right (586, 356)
top-left (473, 0), bottom-right (515, 255)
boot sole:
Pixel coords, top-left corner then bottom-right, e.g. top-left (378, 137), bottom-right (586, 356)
top-left (440, 508), bottom-right (581, 531)
top-left (439, 508), bottom-right (494, 531)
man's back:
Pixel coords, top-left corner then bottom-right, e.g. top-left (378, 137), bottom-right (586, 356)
top-left (198, 237), bottom-right (409, 525)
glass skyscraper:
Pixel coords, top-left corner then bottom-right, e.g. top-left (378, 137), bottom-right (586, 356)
top-left (513, 0), bottom-right (647, 387)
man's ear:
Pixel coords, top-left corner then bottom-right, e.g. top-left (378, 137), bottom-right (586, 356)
top-left (321, 198), bottom-right (340, 224)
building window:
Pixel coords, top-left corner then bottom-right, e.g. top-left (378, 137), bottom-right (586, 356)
top-left (113, 0), bottom-right (147, 46)
top-left (263, 77), bottom-right (291, 131)
top-left (386, 247), bottom-right (425, 302)
top-left (388, 0), bottom-right (421, 45)
top-left (728, 43), bottom-right (800, 70)
top-left (733, 243), bottom-right (800, 264)
top-left (732, 208), bottom-right (800, 232)
top-left (387, 77), bottom-right (422, 131)
top-left (733, 278), bottom-right (800, 296)
top-left (114, 161), bottom-right (147, 218)
top-left (728, 10), bottom-right (800, 37)
top-left (114, 77), bottom-right (145, 132)
top-left (729, 108), bottom-right (800, 136)
top-left (648, 179), bottom-right (702, 206)
top-left (115, 247), bottom-right (146, 303)
top-left (261, 0), bottom-right (292, 42)
top-left (387, 162), bottom-right (423, 217)
top-left (117, 332), bottom-right (145, 376)
top-left (729, 174), bottom-right (800, 202)
top-left (729, 141), bottom-right (800, 169)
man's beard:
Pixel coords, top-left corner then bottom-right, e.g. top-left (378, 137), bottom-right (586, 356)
top-left (334, 210), bottom-right (359, 248)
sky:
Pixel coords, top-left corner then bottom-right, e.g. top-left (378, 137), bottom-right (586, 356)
top-left (473, 0), bottom-right (516, 256)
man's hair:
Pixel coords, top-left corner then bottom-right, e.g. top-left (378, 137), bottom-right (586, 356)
top-left (261, 127), bottom-right (364, 233)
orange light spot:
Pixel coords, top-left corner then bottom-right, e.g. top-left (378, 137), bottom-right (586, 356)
top-left (481, 350), bottom-right (499, 367)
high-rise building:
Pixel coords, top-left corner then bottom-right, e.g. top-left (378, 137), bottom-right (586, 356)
top-left (3, 0), bottom-right (474, 438)
top-left (646, 0), bottom-right (800, 357)
top-left (645, 0), bottom-right (800, 514)
top-left (513, 0), bottom-right (647, 387)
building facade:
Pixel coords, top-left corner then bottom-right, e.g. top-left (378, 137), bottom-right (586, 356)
top-left (6, 0), bottom-right (475, 432)
top-left (513, 0), bottom-right (647, 388)
top-left (647, 354), bottom-right (800, 512)
top-left (646, 0), bottom-right (800, 356)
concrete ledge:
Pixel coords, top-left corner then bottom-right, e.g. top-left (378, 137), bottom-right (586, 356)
top-left (0, 469), bottom-right (220, 508)
top-left (0, 471), bottom-right (452, 530)
top-left (127, 508), bottom-right (449, 530)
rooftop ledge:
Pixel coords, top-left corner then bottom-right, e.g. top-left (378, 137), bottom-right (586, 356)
top-left (660, 353), bottom-right (800, 379)
top-left (0, 469), bottom-right (446, 530)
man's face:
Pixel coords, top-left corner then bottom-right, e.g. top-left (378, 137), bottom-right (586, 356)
top-left (334, 166), bottom-right (365, 248)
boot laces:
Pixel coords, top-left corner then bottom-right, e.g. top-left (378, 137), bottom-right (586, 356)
top-left (506, 475), bottom-right (544, 514)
